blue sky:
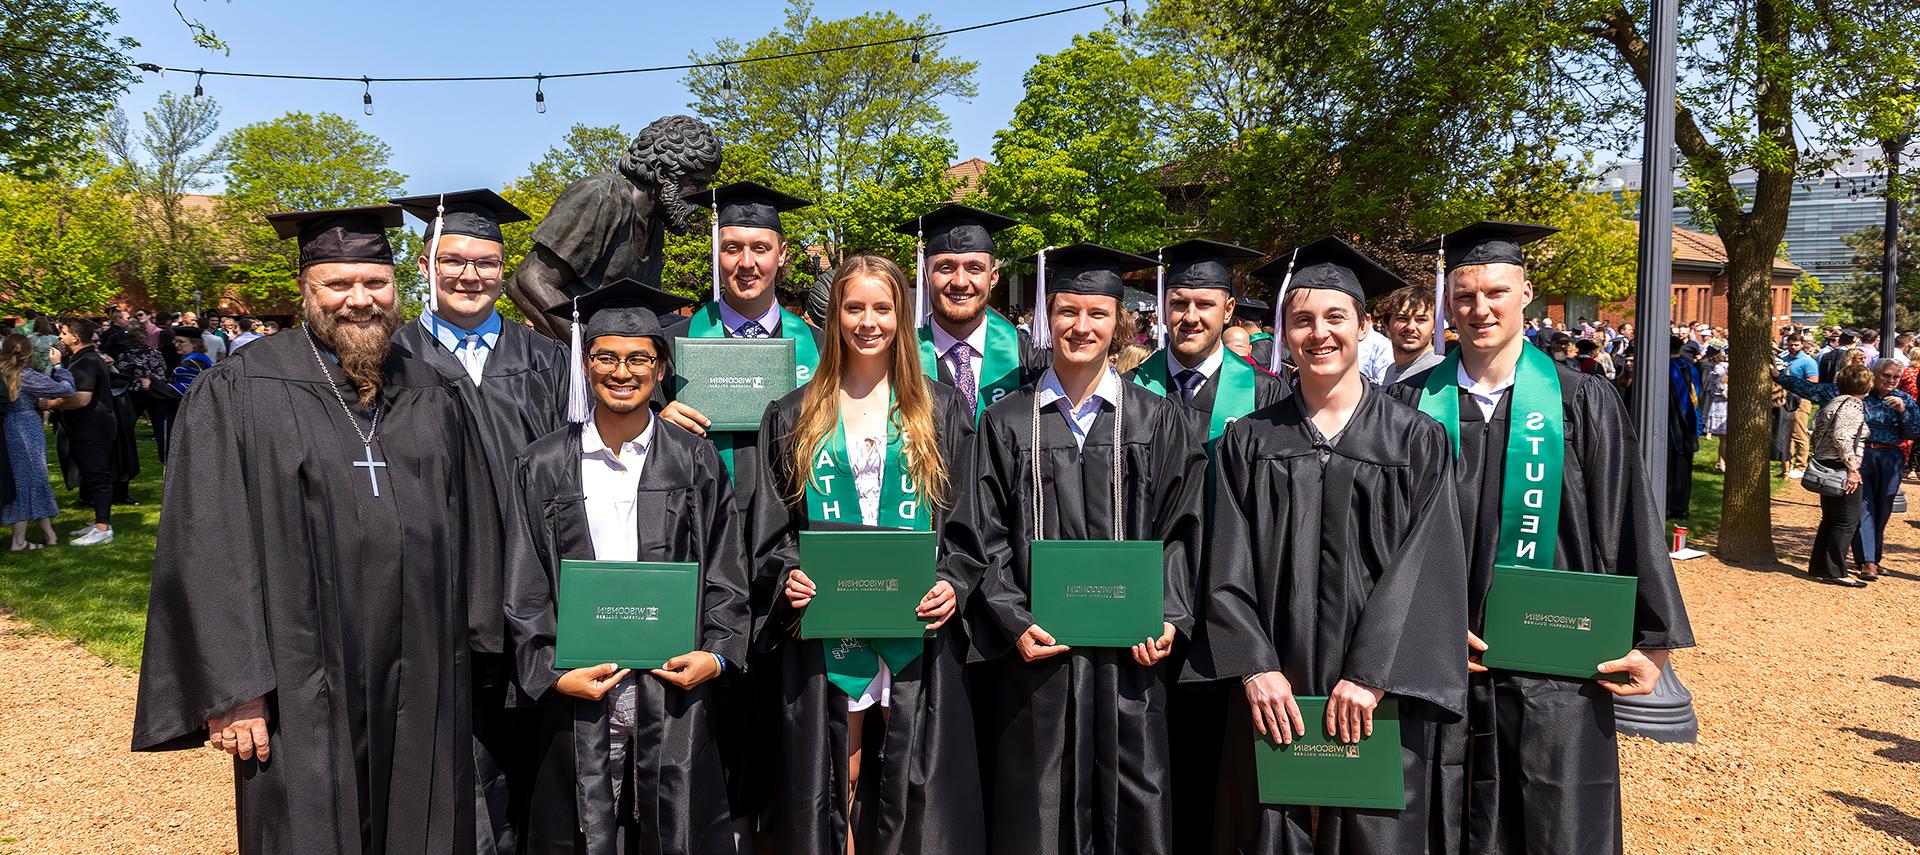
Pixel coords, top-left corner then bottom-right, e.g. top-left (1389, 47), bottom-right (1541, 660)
top-left (102, 1), bottom-right (1118, 195)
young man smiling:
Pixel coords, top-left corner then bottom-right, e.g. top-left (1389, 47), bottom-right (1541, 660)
top-left (1389, 221), bottom-right (1694, 855)
top-left (897, 203), bottom-right (1049, 425)
top-left (1131, 239), bottom-right (1289, 444)
top-left (946, 243), bottom-right (1208, 855)
top-left (1185, 236), bottom-right (1468, 854)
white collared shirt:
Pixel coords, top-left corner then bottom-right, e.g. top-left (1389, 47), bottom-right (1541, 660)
top-left (579, 417), bottom-right (657, 561)
top-left (716, 298), bottom-right (782, 338)
top-left (931, 318), bottom-right (991, 390)
top-left (1034, 366), bottom-right (1125, 450)
top-left (1358, 329), bottom-right (1393, 385)
top-left (1458, 360), bottom-right (1516, 421)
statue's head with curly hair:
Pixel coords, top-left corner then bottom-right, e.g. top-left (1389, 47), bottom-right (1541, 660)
top-left (619, 115), bottom-right (723, 234)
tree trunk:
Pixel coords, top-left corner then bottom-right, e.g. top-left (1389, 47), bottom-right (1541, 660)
top-left (1715, 239), bottom-right (1781, 564)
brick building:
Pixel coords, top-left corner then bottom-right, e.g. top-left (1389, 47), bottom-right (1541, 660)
top-left (1536, 225), bottom-right (1799, 330)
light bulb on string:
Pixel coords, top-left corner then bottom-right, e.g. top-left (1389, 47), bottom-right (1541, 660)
top-left (534, 74), bottom-right (546, 114)
top-left (911, 38), bottom-right (922, 65)
top-left (721, 63), bottom-right (732, 92)
top-left (192, 70), bottom-right (206, 105)
top-left (1121, 0), bottom-right (1133, 29)
top-left (361, 77), bottom-right (374, 116)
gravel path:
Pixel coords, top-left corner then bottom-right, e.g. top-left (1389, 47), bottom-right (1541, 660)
top-left (0, 481), bottom-right (1914, 853)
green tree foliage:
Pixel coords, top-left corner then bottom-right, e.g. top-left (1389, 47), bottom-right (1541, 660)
top-left (0, 0), bottom-right (137, 178)
top-left (100, 93), bottom-right (227, 310)
top-left (1484, 149), bottom-right (1640, 301)
top-left (219, 112), bottom-right (407, 307)
top-left (1559, 0), bottom-right (1920, 561)
top-left (980, 31), bottom-right (1170, 260)
top-left (684, 0), bottom-right (978, 265)
top-left (0, 149), bottom-right (133, 315)
top-left (1840, 199), bottom-right (1920, 330)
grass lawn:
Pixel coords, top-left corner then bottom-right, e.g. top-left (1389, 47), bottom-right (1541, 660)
top-left (0, 426), bottom-right (162, 669)
top-left (1673, 435), bottom-right (1789, 544)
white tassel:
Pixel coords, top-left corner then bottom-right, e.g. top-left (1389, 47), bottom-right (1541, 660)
top-left (1032, 246), bottom-right (1053, 349)
top-left (915, 218), bottom-right (927, 326)
top-left (1432, 235), bottom-right (1447, 355)
top-left (1154, 249), bottom-right (1166, 350)
top-left (1268, 249), bottom-right (1297, 375)
top-left (566, 304), bottom-right (592, 424)
top-left (709, 205), bottom-right (721, 304)
top-left (425, 193), bottom-right (445, 316)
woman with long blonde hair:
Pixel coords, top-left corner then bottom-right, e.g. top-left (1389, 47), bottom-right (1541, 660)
top-left (747, 254), bottom-right (985, 854)
top-left (1, 333), bottom-right (75, 549)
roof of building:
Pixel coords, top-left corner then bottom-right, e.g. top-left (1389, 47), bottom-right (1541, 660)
top-left (943, 157), bottom-right (991, 202)
top-left (1671, 225), bottom-right (1803, 275)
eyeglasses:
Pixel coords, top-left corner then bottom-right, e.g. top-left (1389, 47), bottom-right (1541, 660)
top-left (588, 353), bottom-right (659, 372)
top-left (434, 257), bottom-right (504, 278)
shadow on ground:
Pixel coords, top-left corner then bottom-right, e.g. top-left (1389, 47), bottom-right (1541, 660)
top-left (1841, 727), bottom-right (1920, 763)
top-left (1826, 791), bottom-right (1920, 847)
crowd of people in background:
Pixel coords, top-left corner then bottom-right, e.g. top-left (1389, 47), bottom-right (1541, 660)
top-left (0, 308), bottom-right (281, 549)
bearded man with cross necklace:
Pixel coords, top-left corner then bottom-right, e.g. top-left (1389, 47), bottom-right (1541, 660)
top-left (133, 205), bottom-right (502, 855)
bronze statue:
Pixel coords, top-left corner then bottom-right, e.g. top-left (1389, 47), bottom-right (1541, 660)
top-left (507, 115), bottom-right (722, 338)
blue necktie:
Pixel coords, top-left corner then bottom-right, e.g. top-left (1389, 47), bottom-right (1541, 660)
top-left (735, 320), bottom-right (769, 338)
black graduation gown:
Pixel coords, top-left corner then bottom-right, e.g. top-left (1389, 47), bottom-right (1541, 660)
top-left (394, 318), bottom-right (569, 854)
top-left (943, 379), bottom-right (1208, 855)
top-left (1182, 386), bottom-right (1469, 855)
top-left (1249, 337), bottom-right (1276, 371)
top-left (1136, 351), bottom-right (1290, 441)
top-left (503, 421), bottom-right (752, 855)
top-left (1386, 364), bottom-right (1695, 855)
top-left (132, 329), bottom-right (494, 855)
top-left (744, 382), bottom-right (986, 855)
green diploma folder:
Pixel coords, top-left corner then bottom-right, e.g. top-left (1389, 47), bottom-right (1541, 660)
top-left (1253, 696), bottom-right (1404, 810)
top-left (672, 337), bottom-right (798, 431)
top-left (1480, 564), bottom-right (1639, 680)
top-left (797, 530), bottom-right (936, 639)
top-left (1027, 540), bottom-right (1165, 647)
top-left (555, 559), bottom-right (700, 671)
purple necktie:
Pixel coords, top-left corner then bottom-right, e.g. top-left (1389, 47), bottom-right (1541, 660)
top-left (1177, 369), bottom-right (1205, 406)
top-left (951, 342), bottom-right (978, 414)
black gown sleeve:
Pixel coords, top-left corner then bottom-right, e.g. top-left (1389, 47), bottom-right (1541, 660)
top-left (932, 388), bottom-right (981, 604)
top-left (1181, 419), bottom-right (1284, 682)
top-left (455, 393), bottom-right (507, 655)
top-left (1573, 374), bottom-right (1696, 650)
top-left (694, 438), bottom-right (753, 667)
top-left (1149, 399), bottom-right (1208, 638)
top-left (132, 366), bottom-right (277, 750)
top-left (502, 444), bottom-right (565, 702)
top-left (744, 397), bottom-right (807, 652)
top-left (1339, 418), bottom-right (1469, 718)
top-left (945, 406), bottom-right (1028, 656)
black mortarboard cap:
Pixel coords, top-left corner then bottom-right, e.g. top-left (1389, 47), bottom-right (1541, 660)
top-left (1231, 296), bottom-right (1269, 324)
top-left (1155, 238), bottom-right (1264, 293)
top-left (1015, 243), bottom-right (1158, 301)
top-left (1407, 220), bottom-right (1559, 272)
top-left (895, 203), bottom-right (1020, 257)
top-left (390, 189), bottom-right (529, 243)
top-left (266, 205), bottom-right (404, 268)
top-left (683, 181), bottom-right (812, 234)
top-left (1251, 236), bottom-right (1405, 306)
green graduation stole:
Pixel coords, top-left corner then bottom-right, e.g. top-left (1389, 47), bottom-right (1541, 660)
top-left (917, 309), bottom-right (1023, 426)
top-left (1416, 345), bottom-right (1566, 569)
top-left (1249, 332), bottom-right (1273, 343)
top-left (1130, 347), bottom-right (1258, 444)
top-left (680, 300), bottom-right (822, 479)
top-left (803, 401), bottom-right (927, 697)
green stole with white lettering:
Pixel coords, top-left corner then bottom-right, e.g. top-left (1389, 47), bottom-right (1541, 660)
top-left (680, 300), bottom-right (822, 480)
top-left (1416, 345), bottom-right (1566, 568)
top-left (803, 399), bottom-right (927, 697)
top-left (917, 309), bottom-right (1022, 426)
top-left (1130, 346), bottom-right (1258, 445)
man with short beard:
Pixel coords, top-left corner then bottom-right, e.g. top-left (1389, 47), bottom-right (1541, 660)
top-left (134, 205), bottom-right (499, 855)
top-left (507, 115), bottom-right (722, 340)
top-left (1132, 239), bottom-right (1288, 443)
top-left (896, 203), bottom-right (1049, 425)
top-left (1379, 281), bottom-right (1444, 386)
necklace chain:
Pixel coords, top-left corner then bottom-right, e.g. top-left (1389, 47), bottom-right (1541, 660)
top-left (306, 329), bottom-right (380, 445)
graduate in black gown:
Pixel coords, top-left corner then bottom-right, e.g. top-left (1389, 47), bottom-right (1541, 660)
top-left (134, 206), bottom-right (496, 855)
top-left (744, 255), bottom-right (984, 854)
top-left (944, 243), bottom-right (1209, 855)
top-left (657, 181), bottom-right (823, 823)
top-left (1389, 222), bottom-right (1695, 855)
top-left (896, 203), bottom-right (1048, 424)
top-left (1184, 237), bottom-right (1469, 855)
top-left (504, 280), bottom-right (751, 855)
top-left (1126, 238), bottom-right (1287, 849)
top-left (390, 188), bottom-right (569, 855)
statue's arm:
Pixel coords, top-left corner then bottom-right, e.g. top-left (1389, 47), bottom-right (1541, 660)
top-left (506, 246), bottom-right (575, 340)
